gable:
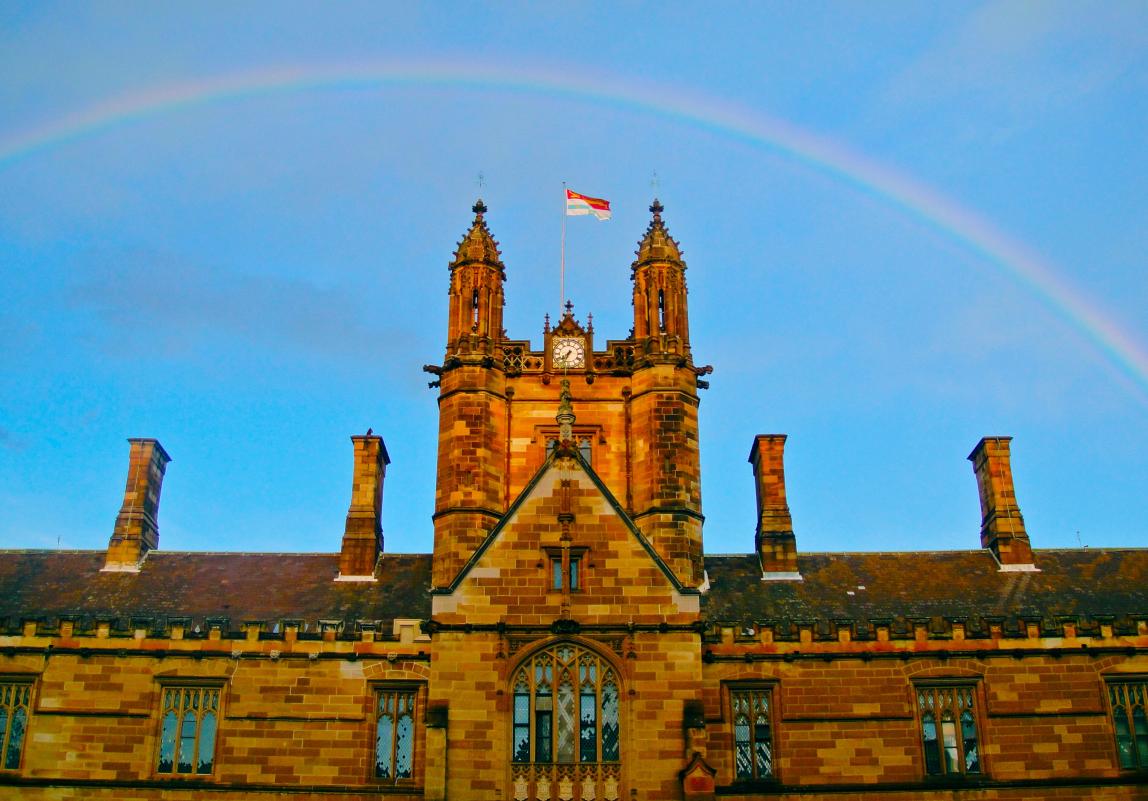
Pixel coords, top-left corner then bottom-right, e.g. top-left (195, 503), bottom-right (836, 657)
top-left (432, 450), bottom-right (700, 625)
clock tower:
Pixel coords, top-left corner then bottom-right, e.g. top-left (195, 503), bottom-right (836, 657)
top-left (429, 198), bottom-right (708, 589)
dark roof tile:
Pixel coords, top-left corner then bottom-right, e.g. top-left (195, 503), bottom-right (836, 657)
top-left (702, 549), bottom-right (1148, 628)
top-left (0, 551), bottom-right (432, 631)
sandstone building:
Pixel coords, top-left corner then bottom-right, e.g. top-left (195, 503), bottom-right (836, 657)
top-left (1, 200), bottom-right (1147, 800)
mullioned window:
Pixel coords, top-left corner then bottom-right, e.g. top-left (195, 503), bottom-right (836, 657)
top-left (375, 686), bottom-right (418, 783)
top-left (730, 686), bottom-right (774, 781)
top-left (1108, 680), bottom-right (1148, 770)
top-left (0, 682), bottom-right (32, 771)
top-left (916, 684), bottom-right (981, 776)
top-left (156, 685), bottom-right (220, 775)
top-left (511, 643), bottom-right (621, 801)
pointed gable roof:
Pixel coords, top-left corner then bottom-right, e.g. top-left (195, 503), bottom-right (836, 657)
top-left (436, 445), bottom-right (695, 596)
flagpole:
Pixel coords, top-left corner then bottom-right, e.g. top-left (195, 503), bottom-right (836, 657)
top-left (560, 181), bottom-right (567, 309)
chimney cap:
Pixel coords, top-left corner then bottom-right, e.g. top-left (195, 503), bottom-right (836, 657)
top-left (968, 436), bottom-right (1012, 462)
top-left (748, 434), bottom-right (788, 463)
top-left (350, 433), bottom-right (390, 466)
top-left (127, 437), bottom-right (172, 464)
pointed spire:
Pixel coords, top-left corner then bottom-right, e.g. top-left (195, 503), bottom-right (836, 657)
top-left (635, 197), bottom-right (683, 265)
top-left (452, 198), bottom-right (504, 272)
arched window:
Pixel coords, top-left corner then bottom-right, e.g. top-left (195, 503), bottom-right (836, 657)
top-left (511, 643), bottom-right (621, 801)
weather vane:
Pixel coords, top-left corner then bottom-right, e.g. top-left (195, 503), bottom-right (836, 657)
top-left (650, 171), bottom-right (660, 195)
top-left (477, 172), bottom-right (486, 192)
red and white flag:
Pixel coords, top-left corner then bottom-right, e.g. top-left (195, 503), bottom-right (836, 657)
top-left (565, 189), bottom-right (611, 221)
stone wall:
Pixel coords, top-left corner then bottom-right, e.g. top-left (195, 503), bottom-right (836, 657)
top-left (1, 629), bottom-right (430, 798)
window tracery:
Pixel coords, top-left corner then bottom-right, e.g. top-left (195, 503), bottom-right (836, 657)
top-left (511, 642), bottom-right (620, 801)
top-left (730, 686), bottom-right (773, 781)
top-left (375, 686), bottom-right (418, 782)
top-left (156, 685), bottom-right (220, 775)
top-left (1108, 680), bottom-right (1148, 770)
top-left (916, 685), bottom-right (980, 776)
top-left (0, 682), bottom-right (31, 771)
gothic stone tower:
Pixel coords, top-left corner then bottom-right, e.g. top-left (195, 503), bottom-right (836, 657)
top-left (426, 198), bottom-right (709, 801)
top-left (429, 199), bottom-right (708, 590)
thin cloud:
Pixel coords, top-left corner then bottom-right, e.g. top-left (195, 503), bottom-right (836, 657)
top-left (65, 248), bottom-right (417, 364)
top-left (0, 427), bottom-right (29, 452)
top-left (878, 2), bottom-right (1147, 131)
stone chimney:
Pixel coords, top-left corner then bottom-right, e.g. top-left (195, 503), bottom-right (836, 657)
top-left (968, 437), bottom-right (1037, 571)
top-left (104, 438), bottom-right (171, 572)
top-left (749, 435), bottom-right (801, 580)
top-left (337, 433), bottom-right (390, 581)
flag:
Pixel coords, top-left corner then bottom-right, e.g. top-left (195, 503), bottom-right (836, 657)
top-left (566, 189), bottom-right (611, 221)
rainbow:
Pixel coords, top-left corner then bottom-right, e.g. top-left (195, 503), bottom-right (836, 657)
top-left (2, 61), bottom-right (1145, 402)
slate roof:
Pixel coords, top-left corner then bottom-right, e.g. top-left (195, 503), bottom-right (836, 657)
top-left (702, 549), bottom-right (1148, 633)
top-left (0, 551), bottom-right (432, 634)
top-left (2, 547), bottom-right (1145, 636)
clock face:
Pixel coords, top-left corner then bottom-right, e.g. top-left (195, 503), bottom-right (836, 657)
top-left (552, 337), bottom-right (586, 369)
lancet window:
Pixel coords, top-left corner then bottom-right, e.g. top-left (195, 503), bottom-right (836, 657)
top-left (156, 685), bottom-right (220, 775)
top-left (375, 687), bottom-right (417, 782)
top-left (1108, 680), bottom-right (1148, 770)
top-left (0, 682), bottom-right (31, 771)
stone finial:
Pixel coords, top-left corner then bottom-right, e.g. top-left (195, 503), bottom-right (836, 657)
top-left (969, 437), bottom-right (1037, 570)
top-left (337, 434), bottom-right (391, 581)
top-left (634, 198), bottom-right (682, 266)
top-left (451, 200), bottom-right (503, 271)
top-left (557, 379), bottom-right (575, 445)
top-left (104, 439), bottom-right (171, 572)
top-left (749, 435), bottom-right (800, 580)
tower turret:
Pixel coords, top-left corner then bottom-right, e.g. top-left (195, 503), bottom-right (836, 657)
top-left (626, 200), bottom-right (705, 586)
top-left (445, 199), bottom-right (506, 360)
top-left (631, 199), bottom-right (691, 361)
top-left (431, 200), bottom-right (510, 588)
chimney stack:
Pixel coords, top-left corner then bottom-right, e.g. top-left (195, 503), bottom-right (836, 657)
top-left (104, 438), bottom-right (171, 572)
top-left (337, 433), bottom-right (390, 581)
top-left (968, 437), bottom-right (1036, 570)
top-left (749, 435), bottom-right (801, 580)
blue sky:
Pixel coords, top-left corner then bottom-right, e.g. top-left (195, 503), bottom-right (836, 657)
top-left (1, 2), bottom-right (1146, 559)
